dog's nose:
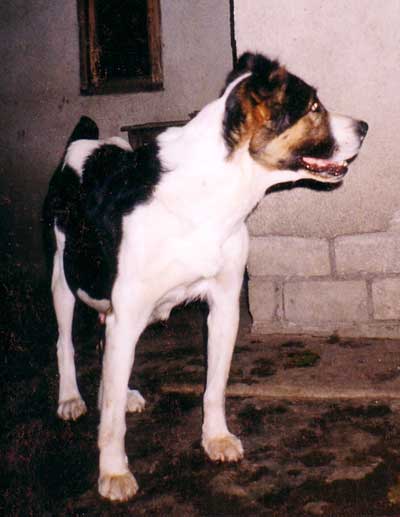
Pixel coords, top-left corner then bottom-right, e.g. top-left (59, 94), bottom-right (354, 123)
top-left (357, 120), bottom-right (369, 139)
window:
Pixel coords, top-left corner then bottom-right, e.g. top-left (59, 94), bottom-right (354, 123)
top-left (77, 0), bottom-right (163, 95)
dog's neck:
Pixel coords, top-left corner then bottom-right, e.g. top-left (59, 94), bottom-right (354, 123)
top-left (155, 82), bottom-right (303, 234)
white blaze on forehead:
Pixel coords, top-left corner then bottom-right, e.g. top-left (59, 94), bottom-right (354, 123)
top-left (329, 113), bottom-right (362, 162)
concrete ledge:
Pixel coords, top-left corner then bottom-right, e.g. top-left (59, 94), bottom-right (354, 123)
top-left (162, 334), bottom-right (400, 400)
top-left (248, 236), bottom-right (330, 277)
top-left (163, 383), bottom-right (400, 401)
top-left (251, 321), bottom-right (400, 339)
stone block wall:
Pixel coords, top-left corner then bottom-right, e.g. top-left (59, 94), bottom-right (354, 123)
top-left (234, 0), bottom-right (400, 339)
top-left (248, 223), bottom-right (400, 338)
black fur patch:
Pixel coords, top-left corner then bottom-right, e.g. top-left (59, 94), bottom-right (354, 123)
top-left (222, 53), bottom-right (281, 151)
top-left (43, 117), bottom-right (99, 267)
top-left (223, 87), bottom-right (247, 152)
top-left (45, 129), bottom-right (164, 301)
top-left (279, 74), bottom-right (315, 132)
top-left (67, 116), bottom-right (99, 145)
top-left (222, 52), bottom-right (280, 94)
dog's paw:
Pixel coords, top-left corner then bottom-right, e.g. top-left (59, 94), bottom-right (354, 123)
top-left (57, 397), bottom-right (87, 421)
top-left (98, 471), bottom-right (138, 501)
top-left (126, 389), bottom-right (146, 413)
top-left (202, 433), bottom-right (244, 462)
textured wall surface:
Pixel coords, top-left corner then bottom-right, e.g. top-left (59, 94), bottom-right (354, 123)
top-left (234, 0), bottom-right (400, 238)
top-left (234, 0), bottom-right (400, 337)
top-left (248, 224), bottom-right (400, 338)
top-left (0, 0), bottom-right (232, 271)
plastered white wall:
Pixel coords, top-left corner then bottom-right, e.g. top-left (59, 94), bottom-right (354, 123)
top-left (234, 0), bottom-right (400, 238)
top-left (0, 0), bottom-right (232, 269)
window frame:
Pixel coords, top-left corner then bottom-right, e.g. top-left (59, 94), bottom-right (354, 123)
top-left (77, 0), bottom-right (163, 95)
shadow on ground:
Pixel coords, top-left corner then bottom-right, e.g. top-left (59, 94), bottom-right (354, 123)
top-left (2, 265), bottom-right (400, 516)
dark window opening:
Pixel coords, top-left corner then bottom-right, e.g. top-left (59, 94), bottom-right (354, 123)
top-left (78, 0), bottom-right (163, 95)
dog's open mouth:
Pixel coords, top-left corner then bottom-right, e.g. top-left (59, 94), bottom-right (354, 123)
top-left (299, 156), bottom-right (348, 179)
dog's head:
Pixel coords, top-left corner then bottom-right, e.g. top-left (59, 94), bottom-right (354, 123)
top-left (222, 52), bottom-right (368, 183)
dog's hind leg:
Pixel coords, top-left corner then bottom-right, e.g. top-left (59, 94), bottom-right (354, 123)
top-left (97, 317), bottom-right (145, 414)
top-left (98, 380), bottom-right (146, 413)
top-left (202, 227), bottom-right (248, 462)
top-left (52, 226), bottom-right (87, 420)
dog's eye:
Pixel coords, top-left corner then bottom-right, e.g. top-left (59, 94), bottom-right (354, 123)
top-left (310, 101), bottom-right (321, 113)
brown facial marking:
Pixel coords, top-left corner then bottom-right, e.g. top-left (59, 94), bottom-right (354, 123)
top-left (250, 109), bottom-right (333, 170)
top-left (224, 58), bottom-right (334, 173)
top-left (231, 78), bottom-right (285, 153)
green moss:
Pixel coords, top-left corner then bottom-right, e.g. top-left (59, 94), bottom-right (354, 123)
top-left (284, 350), bottom-right (320, 368)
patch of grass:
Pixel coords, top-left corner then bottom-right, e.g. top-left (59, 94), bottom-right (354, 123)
top-left (280, 340), bottom-right (305, 349)
top-left (250, 358), bottom-right (277, 377)
top-left (284, 350), bottom-right (320, 369)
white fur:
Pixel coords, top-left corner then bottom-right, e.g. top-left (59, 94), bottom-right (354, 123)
top-left (95, 86), bottom-right (310, 500)
top-left (77, 289), bottom-right (111, 313)
top-left (52, 226), bottom-right (87, 420)
top-left (63, 140), bottom-right (100, 176)
top-left (52, 74), bottom-right (364, 502)
top-left (329, 113), bottom-right (363, 162)
top-left (106, 136), bottom-right (132, 151)
top-left (64, 137), bottom-right (131, 177)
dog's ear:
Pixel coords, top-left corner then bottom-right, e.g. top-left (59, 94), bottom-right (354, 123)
top-left (245, 54), bottom-right (288, 103)
top-left (222, 53), bottom-right (289, 152)
top-left (235, 52), bottom-right (278, 76)
top-left (224, 52), bottom-right (287, 97)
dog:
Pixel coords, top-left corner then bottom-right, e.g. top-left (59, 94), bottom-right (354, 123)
top-left (44, 52), bottom-right (368, 501)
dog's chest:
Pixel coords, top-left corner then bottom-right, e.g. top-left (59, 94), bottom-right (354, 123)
top-left (120, 205), bottom-right (237, 312)
top-left (124, 213), bottom-right (227, 286)
top-left (117, 225), bottom-right (228, 324)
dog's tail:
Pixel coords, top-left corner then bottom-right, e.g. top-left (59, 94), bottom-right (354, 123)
top-left (67, 115), bottom-right (99, 146)
top-left (42, 116), bottom-right (99, 273)
top-left (47, 116), bottom-right (99, 205)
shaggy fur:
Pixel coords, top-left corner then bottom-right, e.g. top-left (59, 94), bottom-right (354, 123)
top-left (44, 52), bottom-right (368, 501)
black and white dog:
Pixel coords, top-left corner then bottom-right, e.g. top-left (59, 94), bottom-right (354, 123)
top-left (44, 53), bottom-right (368, 501)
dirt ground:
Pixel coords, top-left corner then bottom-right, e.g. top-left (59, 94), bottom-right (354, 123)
top-left (3, 267), bottom-right (400, 516)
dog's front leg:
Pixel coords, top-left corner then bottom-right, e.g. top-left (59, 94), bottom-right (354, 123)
top-left (202, 286), bottom-right (243, 462)
top-left (98, 292), bottom-right (150, 502)
top-left (202, 231), bottom-right (248, 462)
